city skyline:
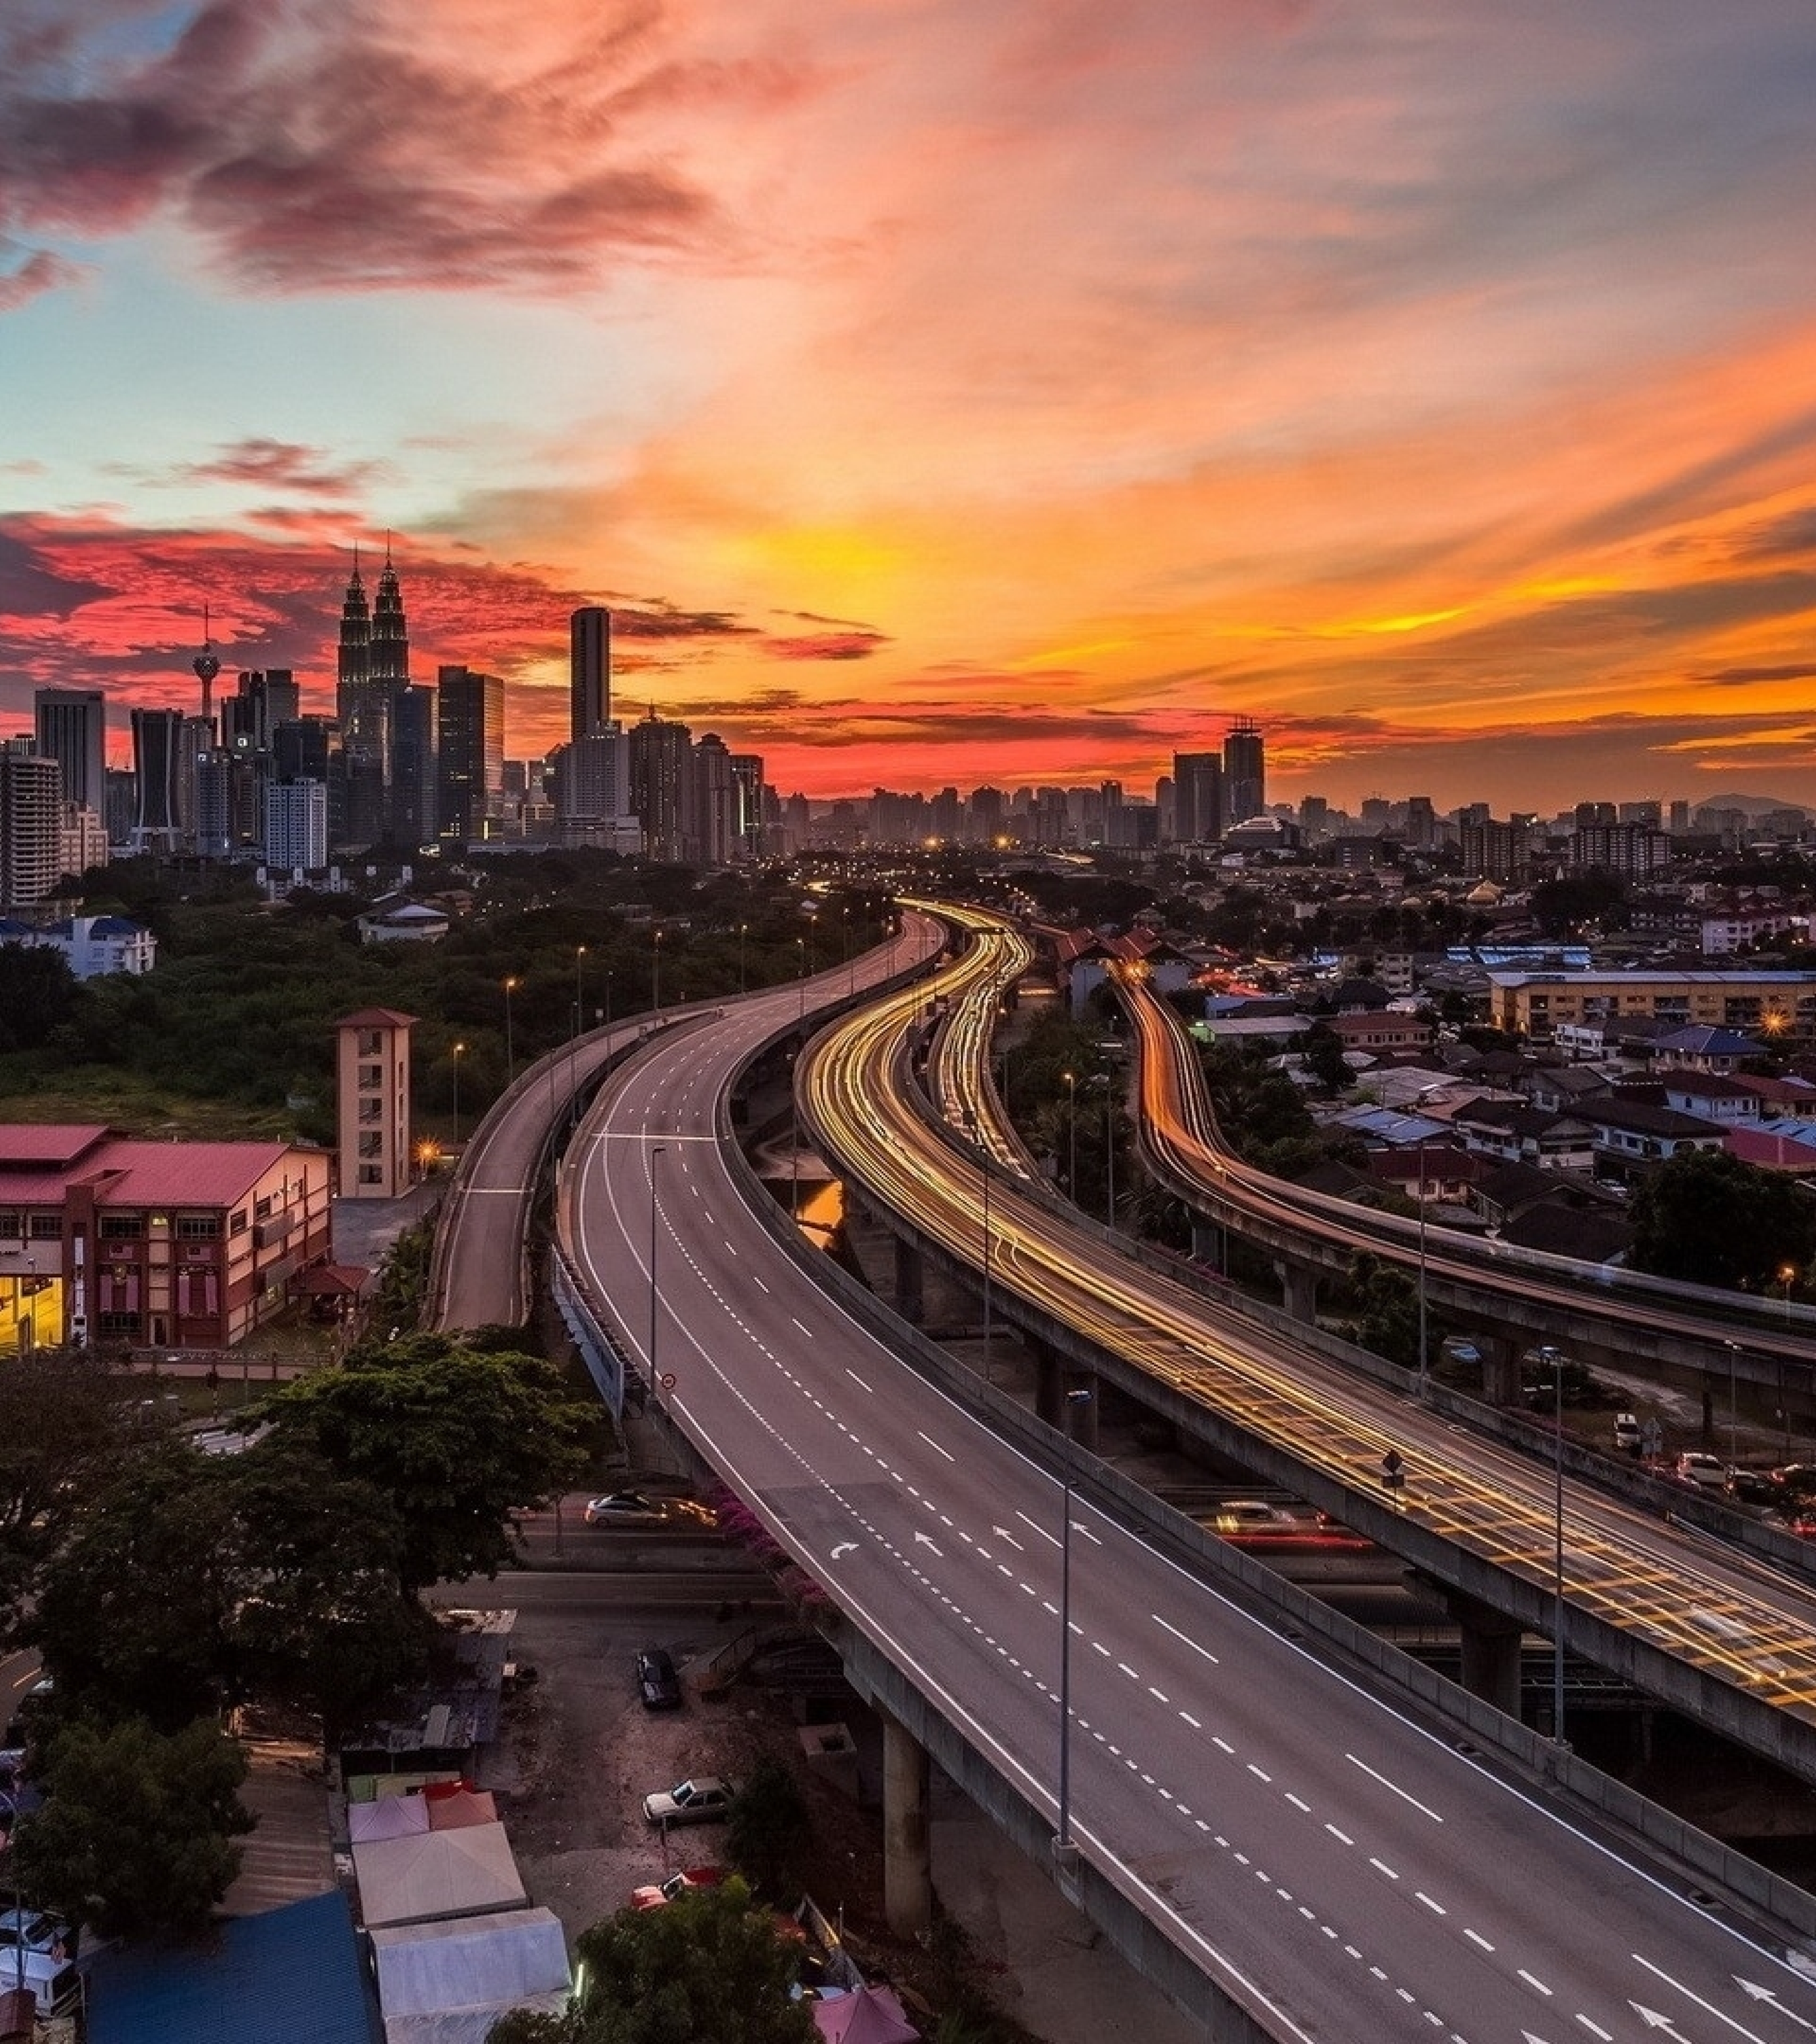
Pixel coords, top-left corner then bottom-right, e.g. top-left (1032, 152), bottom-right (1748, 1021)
top-left (7, 5), bottom-right (1816, 810)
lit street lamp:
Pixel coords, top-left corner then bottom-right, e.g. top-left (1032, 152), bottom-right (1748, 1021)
top-left (1725, 1340), bottom-right (1740, 1465)
top-left (738, 923), bottom-right (748, 996)
top-left (1782, 1263), bottom-right (1798, 1327)
top-left (1415, 1144), bottom-right (1430, 1398)
top-left (450, 1041), bottom-right (465, 1149)
top-left (652, 928), bottom-right (663, 1014)
top-left (574, 945), bottom-right (587, 1039)
top-left (1055, 1385), bottom-right (1093, 1873)
top-left (648, 1144), bottom-right (668, 1390)
top-left (502, 977), bottom-right (519, 1084)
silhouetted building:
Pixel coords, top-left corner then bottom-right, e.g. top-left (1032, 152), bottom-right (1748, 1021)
top-left (1224, 717), bottom-right (1265, 824)
top-left (33, 689), bottom-right (106, 810)
top-left (130, 707), bottom-right (184, 853)
top-left (1173, 750), bottom-right (1224, 843)
top-left (571, 606), bottom-right (611, 740)
top-left (435, 666), bottom-right (503, 847)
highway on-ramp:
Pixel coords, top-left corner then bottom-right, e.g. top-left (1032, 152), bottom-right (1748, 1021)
top-left (560, 914), bottom-right (1816, 2044)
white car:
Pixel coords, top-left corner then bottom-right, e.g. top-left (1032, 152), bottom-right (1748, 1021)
top-left (641, 1776), bottom-right (739, 1827)
top-left (1674, 1452), bottom-right (1728, 1491)
top-left (584, 1492), bottom-right (666, 1527)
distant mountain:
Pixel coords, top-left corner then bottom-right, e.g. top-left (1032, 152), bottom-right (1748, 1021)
top-left (1691, 791), bottom-right (1812, 819)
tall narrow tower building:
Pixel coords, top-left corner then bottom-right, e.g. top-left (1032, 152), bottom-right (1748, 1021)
top-left (571, 607), bottom-right (611, 740)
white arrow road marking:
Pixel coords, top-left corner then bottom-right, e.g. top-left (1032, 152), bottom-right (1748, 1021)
top-left (991, 1527), bottom-right (1024, 1550)
top-left (913, 1531), bottom-right (943, 1556)
top-left (830, 1543), bottom-right (856, 1562)
top-left (1736, 1978), bottom-right (1816, 2033)
top-left (1630, 2006), bottom-right (1695, 2043)
top-left (1633, 1955), bottom-right (1769, 2043)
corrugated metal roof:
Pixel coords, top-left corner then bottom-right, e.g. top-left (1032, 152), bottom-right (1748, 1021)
top-left (88, 1891), bottom-right (376, 2044)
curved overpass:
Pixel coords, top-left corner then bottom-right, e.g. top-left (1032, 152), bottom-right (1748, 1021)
top-left (559, 909), bottom-right (1816, 2044)
top-left (1120, 973), bottom-right (1816, 1390)
top-left (801, 909), bottom-right (1816, 1789)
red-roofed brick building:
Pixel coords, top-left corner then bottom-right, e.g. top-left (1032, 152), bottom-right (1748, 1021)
top-left (0, 1126), bottom-right (331, 1350)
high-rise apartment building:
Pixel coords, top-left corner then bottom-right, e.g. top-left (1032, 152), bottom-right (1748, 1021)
top-left (1223, 718), bottom-right (1265, 824)
top-left (729, 753), bottom-right (766, 861)
top-left (435, 666), bottom-right (503, 847)
top-left (33, 689), bottom-right (106, 811)
top-left (571, 607), bottom-right (611, 739)
top-left (0, 747), bottom-right (62, 909)
top-left (629, 711), bottom-right (694, 863)
top-left (1571, 822), bottom-right (1670, 880)
top-left (264, 779), bottom-right (329, 871)
top-left (1172, 751), bottom-right (1224, 843)
top-left (389, 683), bottom-right (437, 849)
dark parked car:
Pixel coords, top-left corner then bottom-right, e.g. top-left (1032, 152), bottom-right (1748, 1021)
top-left (636, 1647), bottom-right (683, 1711)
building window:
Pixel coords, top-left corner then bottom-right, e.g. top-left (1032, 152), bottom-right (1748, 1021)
top-left (358, 1163), bottom-right (384, 1185)
top-left (0, 1212), bottom-right (18, 1241)
top-left (359, 1064), bottom-right (383, 1090)
top-left (175, 1215), bottom-right (220, 1241)
top-left (230, 1208), bottom-right (248, 1234)
top-left (99, 1216), bottom-right (144, 1240)
top-left (255, 1196), bottom-right (274, 1220)
top-left (98, 1312), bottom-right (141, 1335)
top-left (28, 1215), bottom-right (60, 1241)
top-left (359, 1030), bottom-right (382, 1055)
top-left (358, 1132), bottom-right (384, 1158)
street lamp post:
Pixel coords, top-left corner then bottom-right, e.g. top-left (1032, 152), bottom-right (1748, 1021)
top-left (1416, 1145), bottom-right (1430, 1399)
top-left (1541, 1344), bottom-right (1567, 1748)
top-left (1098, 1075), bottom-right (1116, 1230)
top-left (796, 937), bottom-right (807, 1026)
top-left (574, 945), bottom-right (587, 1038)
top-left (1782, 1264), bottom-right (1798, 1327)
top-left (451, 1041), bottom-right (465, 1149)
top-left (652, 929), bottom-right (663, 1014)
top-left (648, 1144), bottom-right (668, 1389)
top-left (738, 923), bottom-right (747, 996)
top-left (1055, 1386), bottom-right (1093, 1872)
top-left (502, 977), bottom-right (519, 1084)
top-left (1724, 1340), bottom-right (1740, 1464)
top-left (1063, 1071), bottom-right (1077, 1198)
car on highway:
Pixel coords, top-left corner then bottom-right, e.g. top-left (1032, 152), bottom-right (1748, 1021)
top-left (1673, 1452), bottom-right (1729, 1491)
top-left (636, 1647), bottom-right (683, 1711)
top-left (584, 1491), bottom-right (666, 1526)
top-left (642, 1776), bottom-right (739, 1827)
top-left (630, 1867), bottom-right (723, 1909)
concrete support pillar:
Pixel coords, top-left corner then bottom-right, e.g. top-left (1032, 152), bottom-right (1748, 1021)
top-left (1033, 1342), bottom-right (1063, 1428)
top-left (1191, 1215), bottom-right (1223, 1272)
top-left (893, 1238), bottom-right (924, 1325)
top-left (882, 1712), bottom-right (932, 1940)
top-left (1479, 1335), bottom-right (1521, 1409)
top-left (1277, 1261), bottom-right (1318, 1325)
top-left (1443, 1589), bottom-right (1524, 1721)
top-left (1072, 1371), bottom-right (1101, 1453)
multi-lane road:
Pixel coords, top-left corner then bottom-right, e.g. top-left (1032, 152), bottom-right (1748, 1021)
top-left (558, 911), bottom-right (1816, 2044)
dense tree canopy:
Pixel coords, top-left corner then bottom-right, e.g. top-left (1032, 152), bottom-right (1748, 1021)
top-left (1628, 1149), bottom-right (1816, 1292)
top-left (260, 1333), bottom-right (594, 1590)
top-left (487, 1878), bottom-right (817, 2044)
top-left (12, 1716), bottom-right (252, 1945)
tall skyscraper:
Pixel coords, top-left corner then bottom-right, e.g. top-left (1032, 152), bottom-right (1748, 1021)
top-left (130, 707), bottom-right (185, 853)
top-left (728, 752), bottom-right (766, 861)
top-left (1223, 718), bottom-right (1265, 825)
top-left (34, 689), bottom-right (106, 810)
top-left (336, 554), bottom-right (385, 848)
top-left (0, 746), bottom-right (62, 909)
top-left (435, 666), bottom-right (504, 846)
top-left (571, 607), bottom-right (611, 740)
top-left (389, 683), bottom-right (437, 849)
top-left (629, 710), bottom-right (694, 863)
top-left (1172, 751), bottom-right (1224, 843)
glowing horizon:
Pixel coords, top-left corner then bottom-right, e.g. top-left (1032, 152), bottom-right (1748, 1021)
top-left (8, 3), bottom-right (1816, 813)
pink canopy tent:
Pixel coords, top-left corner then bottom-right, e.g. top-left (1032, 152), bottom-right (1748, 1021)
top-left (349, 1794), bottom-right (431, 1843)
top-left (812, 1986), bottom-right (920, 2044)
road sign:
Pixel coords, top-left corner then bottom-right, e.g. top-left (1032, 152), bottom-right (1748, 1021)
top-left (1381, 1449), bottom-right (1405, 1489)
top-left (660, 1371), bottom-right (677, 1391)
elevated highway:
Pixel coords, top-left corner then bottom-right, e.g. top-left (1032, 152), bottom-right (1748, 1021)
top-left (558, 907), bottom-right (1816, 2043)
top-left (802, 907), bottom-right (1816, 1791)
top-left (1119, 973), bottom-right (1816, 1404)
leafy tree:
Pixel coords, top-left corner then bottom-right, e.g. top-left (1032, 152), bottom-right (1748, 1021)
top-left (261, 1334), bottom-right (594, 1590)
top-left (31, 1439), bottom-right (240, 1732)
top-left (220, 1434), bottom-right (431, 1740)
top-left (1345, 1254), bottom-right (1422, 1370)
top-left (487, 1877), bottom-right (817, 2044)
top-left (0, 1346), bottom-right (150, 1632)
top-left (1529, 871), bottom-right (1630, 936)
top-left (725, 1758), bottom-right (813, 1900)
top-left (0, 945), bottom-right (79, 1052)
top-left (1628, 1149), bottom-right (1816, 1291)
top-left (12, 1716), bottom-right (253, 1944)
top-left (1295, 1023), bottom-right (1352, 1092)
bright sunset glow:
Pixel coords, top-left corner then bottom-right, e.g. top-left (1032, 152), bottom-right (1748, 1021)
top-left (7, 1), bottom-right (1816, 811)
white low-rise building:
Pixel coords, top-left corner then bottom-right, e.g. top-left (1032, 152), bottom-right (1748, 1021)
top-left (0, 912), bottom-right (156, 978)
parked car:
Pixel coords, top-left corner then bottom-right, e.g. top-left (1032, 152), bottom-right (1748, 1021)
top-left (630, 1867), bottom-right (723, 1909)
top-left (1612, 1412), bottom-right (1642, 1455)
top-left (636, 1647), bottom-right (683, 1711)
top-left (585, 1492), bottom-right (666, 1527)
top-left (1674, 1452), bottom-right (1729, 1491)
top-left (0, 1910), bottom-right (76, 1961)
top-left (642, 1776), bottom-right (738, 1827)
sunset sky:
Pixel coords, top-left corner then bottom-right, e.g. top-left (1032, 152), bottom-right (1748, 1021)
top-left (8, 1), bottom-right (1816, 812)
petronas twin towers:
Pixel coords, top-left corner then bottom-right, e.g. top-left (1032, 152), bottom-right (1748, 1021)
top-left (336, 547), bottom-right (417, 848)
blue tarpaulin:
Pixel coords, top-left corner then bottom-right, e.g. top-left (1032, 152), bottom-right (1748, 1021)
top-left (87, 1892), bottom-right (377, 2044)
